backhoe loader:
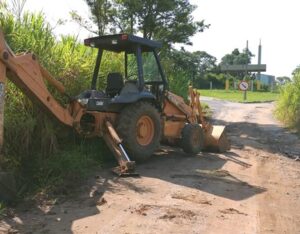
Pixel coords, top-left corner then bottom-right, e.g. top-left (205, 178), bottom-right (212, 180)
top-left (0, 29), bottom-right (229, 180)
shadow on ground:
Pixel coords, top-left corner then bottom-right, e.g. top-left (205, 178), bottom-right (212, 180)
top-left (219, 119), bottom-right (300, 159)
top-left (3, 118), bottom-right (300, 233)
top-left (139, 148), bottom-right (265, 201)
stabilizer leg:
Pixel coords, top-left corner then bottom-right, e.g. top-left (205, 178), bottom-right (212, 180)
top-left (103, 121), bottom-right (138, 176)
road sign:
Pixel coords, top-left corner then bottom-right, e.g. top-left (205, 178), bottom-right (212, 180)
top-left (238, 81), bottom-right (249, 91)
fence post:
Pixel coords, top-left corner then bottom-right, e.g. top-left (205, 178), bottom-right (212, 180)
top-left (257, 80), bottom-right (261, 90)
top-left (225, 79), bottom-right (229, 90)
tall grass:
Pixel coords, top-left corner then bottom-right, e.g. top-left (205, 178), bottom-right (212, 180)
top-left (0, 202), bottom-right (6, 216)
top-left (275, 70), bottom-right (300, 131)
top-left (0, 10), bottom-right (121, 196)
top-left (1, 12), bottom-right (95, 157)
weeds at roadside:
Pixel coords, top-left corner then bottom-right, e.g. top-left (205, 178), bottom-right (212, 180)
top-left (275, 70), bottom-right (300, 132)
top-left (0, 202), bottom-right (6, 217)
top-left (0, 10), bottom-right (115, 200)
top-left (18, 138), bottom-right (112, 197)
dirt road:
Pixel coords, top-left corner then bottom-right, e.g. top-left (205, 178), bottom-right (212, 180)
top-left (1, 98), bottom-right (300, 234)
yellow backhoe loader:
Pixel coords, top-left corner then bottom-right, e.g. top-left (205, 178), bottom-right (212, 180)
top-left (0, 29), bottom-right (229, 181)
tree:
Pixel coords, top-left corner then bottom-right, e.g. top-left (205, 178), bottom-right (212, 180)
top-left (81, 0), bottom-right (209, 46)
top-left (171, 49), bottom-right (216, 73)
top-left (220, 48), bottom-right (254, 80)
top-left (165, 48), bottom-right (217, 90)
top-left (276, 76), bottom-right (291, 85)
top-left (221, 48), bottom-right (253, 65)
top-left (71, 0), bottom-right (113, 35)
top-left (194, 51), bottom-right (217, 78)
top-left (292, 65), bottom-right (300, 76)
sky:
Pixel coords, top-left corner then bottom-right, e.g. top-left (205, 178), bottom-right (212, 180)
top-left (23, 0), bottom-right (300, 77)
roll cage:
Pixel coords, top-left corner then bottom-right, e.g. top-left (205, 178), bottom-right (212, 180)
top-left (84, 34), bottom-right (168, 92)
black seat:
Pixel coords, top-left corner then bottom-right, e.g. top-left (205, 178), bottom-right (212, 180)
top-left (106, 72), bottom-right (124, 97)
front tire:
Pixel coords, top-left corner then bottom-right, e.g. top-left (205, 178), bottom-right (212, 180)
top-left (181, 124), bottom-right (204, 154)
top-left (117, 102), bottom-right (161, 161)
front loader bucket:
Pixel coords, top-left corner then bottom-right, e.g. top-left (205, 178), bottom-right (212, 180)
top-left (203, 125), bottom-right (230, 153)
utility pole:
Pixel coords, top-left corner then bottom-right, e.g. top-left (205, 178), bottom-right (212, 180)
top-left (257, 39), bottom-right (262, 90)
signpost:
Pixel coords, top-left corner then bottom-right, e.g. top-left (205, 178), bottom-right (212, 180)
top-left (220, 40), bottom-right (267, 102)
top-left (239, 81), bottom-right (249, 101)
top-left (238, 81), bottom-right (249, 91)
top-left (221, 63), bottom-right (266, 100)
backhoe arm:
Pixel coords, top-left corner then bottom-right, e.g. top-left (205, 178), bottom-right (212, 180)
top-left (0, 28), bottom-right (136, 175)
top-left (0, 29), bottom-right (74, 127)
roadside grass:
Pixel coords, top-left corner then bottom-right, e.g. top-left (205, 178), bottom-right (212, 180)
top-left (198, 89), bottom-right (279, 103)
top-left (275, 71), bottom-right (300, 132)
top-left (12, 138), bottom-right (113, 198)
top-left (0, 202), bottom-right (6, 217)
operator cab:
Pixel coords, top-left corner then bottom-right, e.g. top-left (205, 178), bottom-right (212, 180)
top-left (77, 34), bottom-right (168, 112)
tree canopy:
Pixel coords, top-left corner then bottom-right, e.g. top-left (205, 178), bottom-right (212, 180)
top-left (168, 49), bottom-right (216, 79)
top-left (77, 0), bottom-right (209, 47)
top-left (220, 48), bottom-right (254, 65)
top-left (276, 76), bottom-right (291, 85)
top-left (220, 48), bottom-right (254, 80)
top-left (163, 48), bottom-right (219, 91)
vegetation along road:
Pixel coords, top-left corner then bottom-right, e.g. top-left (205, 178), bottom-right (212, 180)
top-left (0, 97), bottom-right (299, 234)
top-left (198, 89), bottom-right (279, 103)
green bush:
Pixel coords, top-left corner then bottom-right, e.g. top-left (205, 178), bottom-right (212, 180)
top-left (275, 70), bottom-right (300, 131)
top-left (167, 71), bottom-right (189, 99)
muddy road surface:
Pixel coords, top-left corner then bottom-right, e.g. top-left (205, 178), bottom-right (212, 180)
top-left (1, 98), bottom-right (300, 234)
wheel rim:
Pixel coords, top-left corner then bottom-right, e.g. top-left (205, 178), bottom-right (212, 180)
top-left (136, 115), bottom-right (154, 146)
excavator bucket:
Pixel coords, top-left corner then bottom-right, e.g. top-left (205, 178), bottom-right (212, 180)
top-left (203, 125), bottom-right (230, 153)
top-left (188, 87), bottom-right (230, 153)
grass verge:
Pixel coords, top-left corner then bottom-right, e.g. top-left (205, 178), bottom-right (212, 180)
top-left (275, 71), bottom-right (300, 132)
top-left (4, 138), bottom-right (113, 200)
top-left (0, 202), bottom-right (6, 217)
top-left (198, 89), bottom-right (279, 103)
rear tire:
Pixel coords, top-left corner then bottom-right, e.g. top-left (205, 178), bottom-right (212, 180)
top-left (117, 102), bottom-right (161, 161)
top-left (181, 124), bottom-right (204, 154)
